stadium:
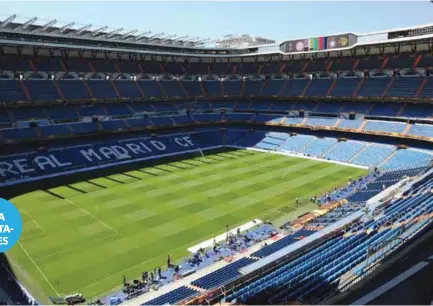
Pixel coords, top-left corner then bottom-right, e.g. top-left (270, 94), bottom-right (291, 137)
top-left (1, 9), bottom-right (433, 306)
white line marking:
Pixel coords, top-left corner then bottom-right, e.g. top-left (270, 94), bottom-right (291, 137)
top-left (21, 208), bottom-right (46, 234)
top-left (64, 198), bottom-right (118, 234)
top-left (18, 241), bottom-right (60, 296)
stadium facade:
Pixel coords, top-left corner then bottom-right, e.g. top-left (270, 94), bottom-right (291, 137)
top-left (1, 15), bottom-right (433, 305)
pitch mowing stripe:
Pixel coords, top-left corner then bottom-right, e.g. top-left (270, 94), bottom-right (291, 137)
top-left (37, 161), bottom-right (338, 274)
top-left (17, 155), bottom-right (325, 257)
top-left (17, 155), bottom-right (320, 258)
top-left (24, 155), bottom-right (298, 252)
top-left (8, 150), bottom-right (367, 300)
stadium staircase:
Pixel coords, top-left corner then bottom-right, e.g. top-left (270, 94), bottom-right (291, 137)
top-left (366, 103), bottom-right (376, 114)
top-left (134, 81), bottom-right (146, 98)
top-left (28, 59), bottom-right (36, 72)
top-left (53, 80), bottom-right (65, 100)
top-left (20, 80), bottom-right (31, 101)
top-left (320, 141), bottom-right (340, 158)
top-left (82, 80), bottom-right (94, 99)
top-left (311, 102), bottom-right (320, 112)
top-left (110, 81), bottom-right (121, 99)
top-left (348, 144), bottom-right (370, 162)
top-left (115, 63), bottom-right (121, 73)
top-left (300, 117), bottom-right (308, 125)
top-left (382, 77), bottom-right (395, 97)
top-left (220, 81), bottom-right (225, 96)
top-left (352, 59), bottom-right (360, 70)
top-left (301, 79), bottom-right (312, 97)
top-left (416, 78), bottom-right (428, 97)
top-left (199, 81), bottom-right (207, 97)
top-left (240, 80), bottom-right (246, 96)
top-left (60, 59), bottom-right (67, 72)
top-left (178, 80), bottom-right (189, 97)
top-left (358, 120), bottom-right (368, 131)
top-left (278, 79), bottom-right (290, 96)
top-left (352, 78), bottom-right (365, 97)
top-left (137, 63), bottom-right (144, 73)
top-left (301, 62), bottom-right (309, 73)
top-left (299, 137), bottom-right (317, 152)
top-left (326, 60), bottom-right (334, 71)
top-left (413, 54), bottom-right (423, 68)
top-left (403, 123), bottom-right (412, 134)
top-left (396, 103), bottom-right (407, 117)
top-left (157, 81), bottom-right (168, 98)
top-left (381, 56), bottom-right (389, 69)
top-left (378, 150), bottom-right (397, 168)
top-left (258, 79), bottom-right (268, 96)
top-left (88, 62), bottom-right (96, 73)
top-left (326, 79), bottom-right (337, 96)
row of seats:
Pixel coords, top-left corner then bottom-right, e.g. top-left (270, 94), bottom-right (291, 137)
top-left (2, 100), bottom-right (433, 125)
top-left (1, 76), bottom-right (433, 102)
top-left (3, 112), bottom-right (433, 144)
top-left (228, 131), bottom-right (433, 169)
top-left (2, 53), bottom-right (432, 74)
top-left (225, 172), bottom-right (433, 304)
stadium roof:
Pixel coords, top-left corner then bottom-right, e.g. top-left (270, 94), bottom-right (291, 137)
top-left (0, 14), bottom-right (275, 49)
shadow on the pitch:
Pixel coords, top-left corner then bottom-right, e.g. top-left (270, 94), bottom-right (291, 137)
top-left (67, 185), bottom-right (87, 194)
top-left (105, 176), bottom-right (125, 184)
top-left (153, 166), bottom-right (172, 173)
top-left (44, 189), bottom-right (65, 200)
top-left (137, 169), bottom-right (158, 176)
top-left (87, 180), bottom-right (107, 189)
top-left (122, 173), bottom-right (142, 180)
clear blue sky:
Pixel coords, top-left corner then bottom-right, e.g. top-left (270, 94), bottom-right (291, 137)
top-left (1, 1), bottom-right (432, 42)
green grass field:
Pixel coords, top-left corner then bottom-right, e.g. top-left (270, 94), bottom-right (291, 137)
top-left (5, 149), bottom-right (367, 303)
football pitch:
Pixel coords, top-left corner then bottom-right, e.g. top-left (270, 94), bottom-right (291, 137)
top-left (5, 149), bottom-right (367, 302)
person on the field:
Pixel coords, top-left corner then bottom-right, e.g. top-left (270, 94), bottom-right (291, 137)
top-left (167, 254), bottom-right (171, 268)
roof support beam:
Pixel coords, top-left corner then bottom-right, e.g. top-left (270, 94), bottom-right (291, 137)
top-left (52, 21), bottom-right (75, 34)
top-left (1, 14), bottom-right (16, 27)
top-left (34, 19), bottom-right (57, 32)
top-left (90, 25), bottom-right (108, 37)
top-left (106, 28), bottom-right (124, 38)
top-left (121, 29), bottom-right (137, 39)
top-left (14, 16), bottom-right (37, 31)
top-left (75, 24), bottom-right (92, 35)
top-left (135, 31), bottom-right (152, 41)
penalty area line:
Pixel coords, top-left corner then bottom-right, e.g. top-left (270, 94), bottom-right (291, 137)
top-left (18, 241), bottom-right (60, 297)
top-left (21, 208), bottom-right (46, 234)
top-left (64, 198), bottom-right (118, 234)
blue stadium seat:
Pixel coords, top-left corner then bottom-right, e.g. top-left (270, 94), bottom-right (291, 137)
top-left (57, 80), bottom-right (91, 100)
top-left (191, 257), bottom-right (257, 290)
top-left (24, 80), bottom-right (60, 101)
top-left (87, 81), bottom-right (117, 99)
top-left (142, 286), bottom-right (199, 305)
top-left (357, 77), bottom-right (390, 97)
top-left (306, 79), bottom-right (333, 96)
top-left (0, 80), bottom-right (27, 102)
top-left (408, 124), bottom-right (433, 138)
top-left (363, 121), bottom-right (406, 133)
top-left (112, 81), bottom-right (143, 98)
top-left (330, 78), bottom-right (359, 97)
top-left (386, 76), bottom-right (421, 97)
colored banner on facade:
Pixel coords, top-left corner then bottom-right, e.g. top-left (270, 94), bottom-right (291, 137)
top-left (283, 34), bottom-right (351, 52)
